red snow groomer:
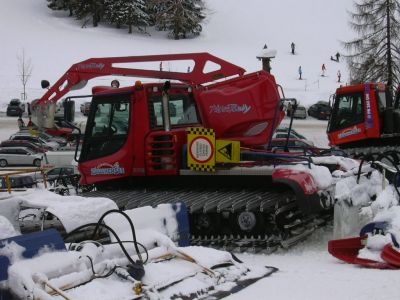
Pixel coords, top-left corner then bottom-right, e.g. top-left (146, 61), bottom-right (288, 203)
top-left (328, 83), bottom-right (400, 163)
top-left (32, 53), bottom-right (345, 251)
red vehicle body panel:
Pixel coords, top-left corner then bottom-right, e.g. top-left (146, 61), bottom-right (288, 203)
top-left (79, 72), bottom-right (283, 185)
top-left (272, 169), bottom-right (319, 195)
top-left (197, 72), bottom-right (284, 145)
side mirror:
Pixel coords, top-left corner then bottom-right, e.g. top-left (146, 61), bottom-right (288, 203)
top-left (41, 80), bottom-right (50, 89)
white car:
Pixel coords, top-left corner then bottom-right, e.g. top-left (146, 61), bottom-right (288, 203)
top-left (0, 147), bottom-right (43, 167)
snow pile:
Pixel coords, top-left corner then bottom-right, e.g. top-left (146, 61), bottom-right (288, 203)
top-left (104, 204), bottom-right (182, 247)
top-left (357, 233), bottom-right (393, 262)
top-left (311, 155), bottom-right (361, 172)
top-left (0, 216), bottom-right (19, 240)
top-left (334, 170), bottom-right (383, 206)
top-left (0, 241), bottom-right (25, 264)
top-left (8, 189), bottom-right (118, 233)
top-left (333, 166), bottom-right (400, 261)
top-left (286, 163), bottom-right (333, 189)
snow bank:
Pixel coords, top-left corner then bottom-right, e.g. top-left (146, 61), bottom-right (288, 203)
top-left (7, 189), bottom-right (118, 233)
top-left (0, 216), bottom-right (19, 240)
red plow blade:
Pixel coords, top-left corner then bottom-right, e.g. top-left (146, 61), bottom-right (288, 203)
top-left (328, 236), bottom-right (397, 269)
top-left (381, 244), bottom-right (400, 268)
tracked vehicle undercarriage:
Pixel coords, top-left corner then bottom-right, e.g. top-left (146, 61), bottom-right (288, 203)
top-left (83, 168), bottom-right (334, 252)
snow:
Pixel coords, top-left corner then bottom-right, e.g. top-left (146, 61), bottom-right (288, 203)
top-left (1, 0), bottom-right (400, 299)
top-left (0, 217), bottom-right (18, 240)
top-left (6, 189), bottom-right (118, 233)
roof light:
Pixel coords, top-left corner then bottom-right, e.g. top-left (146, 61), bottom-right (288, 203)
top-left (111, 79), bottom-right (120, 88)
top-left (135, 80), bottom-right (143, 90)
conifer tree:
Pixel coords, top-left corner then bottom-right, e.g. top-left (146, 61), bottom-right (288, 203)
top-left (47, 0), bottom-right (74, 16)
top-left (72, 0), bottom-right (104, 27)
top-left (150, 0), bottom-right (205, 39)
top-left (345, 0), bottom-right (400, 93)
top-left (104, 0), bottom-right (150, 33)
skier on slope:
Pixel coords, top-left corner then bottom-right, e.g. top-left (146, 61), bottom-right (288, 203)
top-left (322, 64), bottom-right (326, 76)
top-left (298, 66), bottom-right (302, 80)
top-left (291, 42), bottom-right (295, 55)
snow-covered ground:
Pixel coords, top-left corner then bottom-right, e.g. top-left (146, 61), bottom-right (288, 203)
top-left (2, 1), bottom-right (400, 299)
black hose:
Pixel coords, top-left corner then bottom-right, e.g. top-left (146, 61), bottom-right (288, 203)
top-left (92, 210), bottom-right (143, 263)
top-left (64, 222), bottom-right (148, 265)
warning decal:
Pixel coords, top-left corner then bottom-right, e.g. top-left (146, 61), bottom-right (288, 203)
top-left (187, 128), bottom-right (215, 172)
top-left (216, 140), bottom-right (240, 163)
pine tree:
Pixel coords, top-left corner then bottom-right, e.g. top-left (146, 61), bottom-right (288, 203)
top-left (72, 0), bottom-right (104, 27)
top-left (150, 0), bottom-right (205, 39)
top-left (47, 0), bottom-right (74, 16)
top-left (104, 0), bottom-right (150, 33)
top-left (344, 0), bottom-right (400, 93)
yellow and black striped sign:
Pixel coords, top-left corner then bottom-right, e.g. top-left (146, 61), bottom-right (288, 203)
top-left (187, 128), bottom-right (215, 172)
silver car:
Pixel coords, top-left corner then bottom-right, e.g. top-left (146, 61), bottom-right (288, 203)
top-left (0, 147), bottom-right (43, 167)
top-left (292, 105), bottom-right (307, 119)
top-left (10, 133), bottom-right (60, 150)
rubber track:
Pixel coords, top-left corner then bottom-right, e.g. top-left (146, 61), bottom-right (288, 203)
top-left (85, 187), bottom-right (324, 251)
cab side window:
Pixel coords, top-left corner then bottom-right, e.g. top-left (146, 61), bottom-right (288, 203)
top-left (150, 94), bottom-right (199, 129)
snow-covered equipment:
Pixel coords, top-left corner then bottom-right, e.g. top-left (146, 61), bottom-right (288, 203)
top-left (332, 159), bottom-right (400, 239)
top-left (2, 207), bottom-right (278, 300)
top-left (328, 221), bottom-right (400, 269)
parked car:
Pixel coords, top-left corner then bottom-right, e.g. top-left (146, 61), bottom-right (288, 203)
top-left (6, 99), bottom-right (25, 116)
top-left (273, 127), bottom-right (314, 146)
top-left (31, 166), bottom-right (78, 182)
top-left (266, 138), bottom-right (320, 154)
top-left (292, 105), bottom-right (307, 119)
top-left (45, 166), bottom-right (78, 180)
top-left (9, 133), bottom-right (60, 150)
top-left (308, 101), bottom-right (331, 120)
top-left (19, 129), bottom-right (68, 147)
top-left (0, 175), bottom-right (35, 189)
top-left (80, 102), bottom-right (91, 116)
top-left (0, 147), bottom-right (43, 167)
top-left (0, 140), bottom-right (49, 153)
top-left (274, 127), bottom-right (306, 139)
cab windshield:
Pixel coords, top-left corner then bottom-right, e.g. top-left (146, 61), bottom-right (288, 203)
top-left (80, 93), bottom-right (130, 162)
top-left (328, 93), bottom-right (364, 132)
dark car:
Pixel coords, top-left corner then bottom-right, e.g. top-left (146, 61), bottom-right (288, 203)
top-left (45, 166), bottom-right (77, 180)
top-left (266, 138), bottom-right (320, 154)
top-left (1, 175), bottom-right (35, 190)
top-left (0, 140), bottom-right (49, 153)
top-left (6, 99), bottom-right (25, 116)
top-left (308, 101), bottom-right (331, 120)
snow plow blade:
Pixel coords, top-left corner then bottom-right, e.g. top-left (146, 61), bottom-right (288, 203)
top-left (381, 244), bottom-right (400, 268)
top-left (328, 237), bottom-right (396, 269)
top-left (3, 206), bottom-right (278, 299)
